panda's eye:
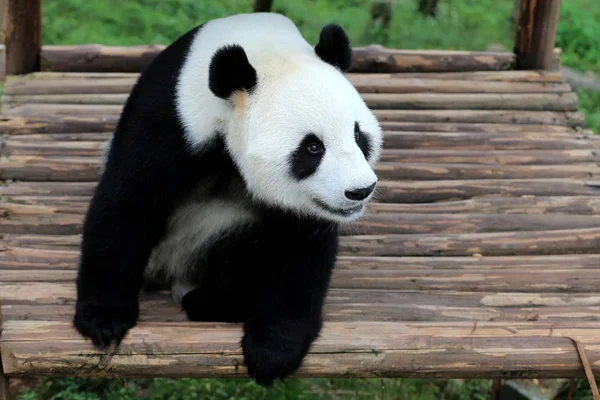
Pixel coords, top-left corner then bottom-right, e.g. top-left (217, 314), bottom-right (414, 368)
top-left (307, 142), bottom-right (323, 154)
top-left (354, 130), bottom-right (360, 141)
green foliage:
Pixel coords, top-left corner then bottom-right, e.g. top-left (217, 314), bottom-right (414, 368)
top-left (18, 376), bottom-right (493, 400)
top-left (556, 0), bottom-right (600, 73)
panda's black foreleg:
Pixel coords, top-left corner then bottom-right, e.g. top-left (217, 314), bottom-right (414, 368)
top-left (73, 168), bottom-right (175, 349)
top-left (240, 227), bottom-right (338, 386)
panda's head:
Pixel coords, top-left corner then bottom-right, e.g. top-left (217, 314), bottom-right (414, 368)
top-left (207, 23), bottom-right (382, 223)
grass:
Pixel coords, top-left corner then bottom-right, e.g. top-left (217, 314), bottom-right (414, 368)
top-left (11, 0), bottom-right (600, 398)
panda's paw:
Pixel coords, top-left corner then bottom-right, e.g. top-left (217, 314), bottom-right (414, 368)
top-left (242, 317), bottom-right (314, 386)
top-left (73, 299), bottom-right (139, 349)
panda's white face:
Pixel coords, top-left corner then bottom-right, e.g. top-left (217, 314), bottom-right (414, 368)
top-left (176, 15), bottom-right (383, 222)
top-left (224, 62), bottom-right (383, 223)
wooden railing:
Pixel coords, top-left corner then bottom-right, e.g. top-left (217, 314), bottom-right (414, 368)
top-left (3, 0), bottom-right (562, 75)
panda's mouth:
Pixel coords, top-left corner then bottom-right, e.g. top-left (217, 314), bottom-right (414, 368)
top-left (313, 198), bottom-right (364, 217)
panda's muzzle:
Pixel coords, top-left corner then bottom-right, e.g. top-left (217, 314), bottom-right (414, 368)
top-left (313, 198), bottom-right (364, 217)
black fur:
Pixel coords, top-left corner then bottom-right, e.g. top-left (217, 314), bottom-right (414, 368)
top-left (314, 24), bottom-right (352, 72)
top-left (209, 44), bottom-right (257, 99)
top-left (289, 133), bottom-right (325, 180)
top-left (73, 23), bottom-right (339, 386)
top-left (355, 121), bottom-right (372, 161)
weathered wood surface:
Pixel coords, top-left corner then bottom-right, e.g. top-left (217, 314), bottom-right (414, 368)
top-left (1, 66), bottom-right (600, 380)
top-left (5, 0), bottom-right (42, 75)
top-left (2, 320), bottom-right (599, 378)
top-left (515, 0), bottom-right (562, 70)
top-left (37, 44), bottom-right (525, 73)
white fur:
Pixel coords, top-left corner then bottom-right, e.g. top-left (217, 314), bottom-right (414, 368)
top-left (145, 195), bottom-right (257, 304)
top-left (176, 12), bottom-right (384, 223)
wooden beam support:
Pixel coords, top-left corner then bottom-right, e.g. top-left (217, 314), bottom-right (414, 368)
top-left (5, 0), bottom-right (42, 75)
top-left (514, 0), bottom-right (562, 70)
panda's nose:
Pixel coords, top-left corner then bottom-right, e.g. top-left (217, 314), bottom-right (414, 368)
top-left (345, 182), bottom-right (377, 201)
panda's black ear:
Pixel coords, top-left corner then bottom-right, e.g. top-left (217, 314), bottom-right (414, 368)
top-left (208, 44), bottom-right (257, 99)
top-left (314, 24), bottom-right (352, 72)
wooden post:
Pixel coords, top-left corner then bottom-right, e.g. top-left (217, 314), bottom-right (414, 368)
top-left (5, 0), bottom-right (42, 75)
top-left (514, 0), bottom-right (562, 70)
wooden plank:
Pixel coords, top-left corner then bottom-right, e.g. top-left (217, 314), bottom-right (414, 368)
top-left (1, 320), bottom-right (598, 378)
top-left (0, 115), bottom-right (119, 135)
top-left (3, 76), bottom-right (572, 96)
top-left (2, 106), bottom-right (586, 128)
top-left (515, 0), bottom-right (562, 70)
top-left (5, 201), bottom-right (600, 235)
top-left (15, 70), bottom-right (566, 82)
top-left (383, 131), bottom-right (599, 150)
top-left (362, 93), bottom-right (578, 111)
top-left (5, 0), bottom-right (42, 75)
top-left (3, 156), bottom-right (600, 182)
top-left (38, 44), bottom-right (520, 73)
top-left (2, 262), bottom-right (600, 293)
top-left (377, 179), bottom-right (600, 203)
top-left (381, 122), bottom-right (578, 133)
top-left (3, 288), bottom-right (600, 323)
top-left (3, 227), bottom-right (600, 256)
top-left (350, 70), bottom-right (565, 82)
top-left (4, 92), bottom-right (579, 113)
top-left (380, 150), bottom-right (600, 165)
top-left (341, 227), bottom-right (600, 257)
top-left (2, 92), bottom-right (580, 112)
top-left (372, 110), bottom-right (585, 127)
top-left (2, 180), bottom-right (600, 203)
top-left (367, 196), bottom-right (600, 215)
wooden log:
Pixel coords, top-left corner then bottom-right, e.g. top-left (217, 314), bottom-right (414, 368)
top-left (2, 179), bottom-right (600, 204)
top-left (5, 0), bottom-right (42, 75)
top-left (16, 70), bottom-right (566, 82)
top-left (3, 141), bottom-right (108, 157)
top-left (3, 156), bottom-right (600, 182)
top-left (373, 110), bottom-right (585, 126)
top-left (382, 131), bottom-right (600, 150)
top-left (376, 179), bottom-right (600, 203)
top-left (6, 202), bottom-right (600, 235)
top-left (3, 226), bottom-right (600, 256)
top-left (10, 130), bottom-right (598, 152)
top-left (2, 105), bottom-right (585, 128)
top-left (38, 44), bottom-right (522, 73)
top-left (1, 320), bottom-right (599, 379)
top-left (362, 92), bottom-right (578, 111)
top-left (367, 196), bottom-right (600, 215)
top-left (515, 0), bottom-right (562, 70)
top-left (2, 92), bottom-right (578, 111)
top-left (0, 280), bottom-right (7, 400)
top-left (340, 227), bottom-right (600, 257)
top-left (3, 76), bottom-right (572, 96)
top-left (2, 103), bottom-right (123, 117)
top-left (0, 247), bottom-right (79, 270)
top-left (2, 92), bottom-right (580, 112)
top-left (380, 121), bottom-right (578, 133)
top-left (380, 150), bottom-right (600, 165)
top-left (4, 287), bottom-right (600, 323)
top-left (3, 194), bottom-right (600, 219)
top-left (350, 46), bottom-right (516, 72)
top-left (6, 300), bottom-right (600, 323)
top-left (0, 115), bottom-right (119, 135)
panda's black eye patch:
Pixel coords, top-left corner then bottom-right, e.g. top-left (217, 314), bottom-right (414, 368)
top-left (289, 134), bottom-right (325, 180)
top-left (354, 121), bottom-right (372, 161)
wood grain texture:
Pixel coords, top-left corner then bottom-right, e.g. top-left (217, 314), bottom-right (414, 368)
top-left (5, 0), bottom-right (42, 75)
top-left (1, 320), bottom-right (598, 378)
top-left (1, 62), bottom-right (599, 382)
top-left (37, 44), bottom-right (525, 73)
top-left (515, 0), bottom-right (562, 70)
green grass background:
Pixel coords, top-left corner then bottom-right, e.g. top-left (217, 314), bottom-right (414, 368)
top-left (14, 0), bottom-right (600, 398)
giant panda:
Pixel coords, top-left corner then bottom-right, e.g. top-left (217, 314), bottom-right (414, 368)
top-left (73, 12), bottom-right (383, 385)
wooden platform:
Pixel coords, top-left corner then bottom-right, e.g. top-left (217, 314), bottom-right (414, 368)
top-left (1, 53), bottom-right (600, 381)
